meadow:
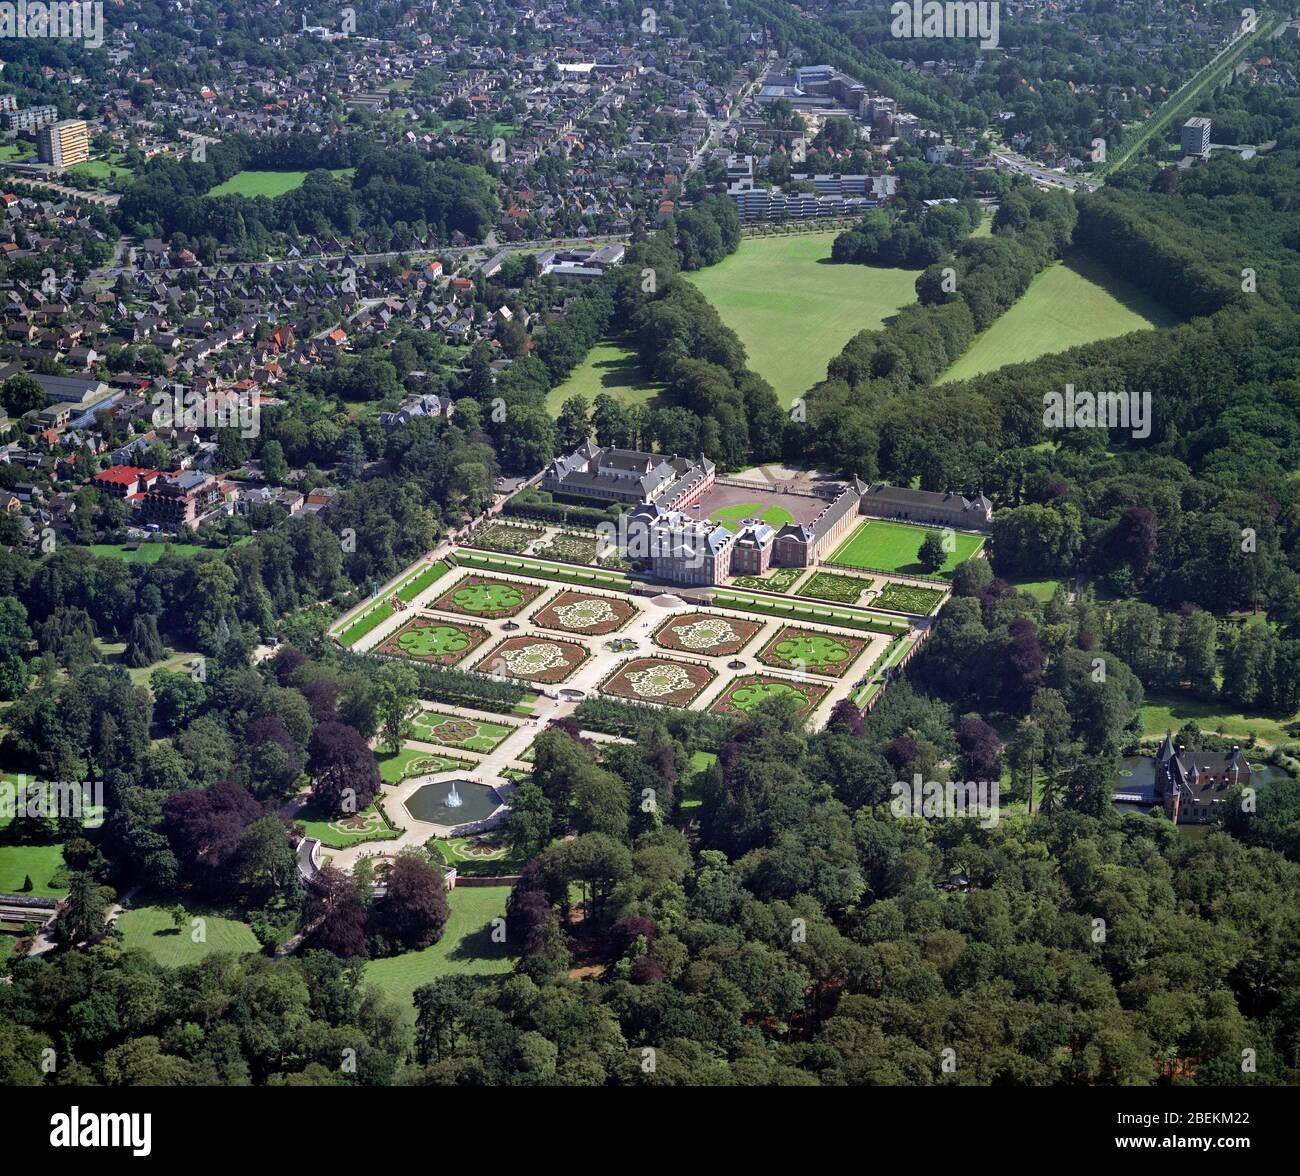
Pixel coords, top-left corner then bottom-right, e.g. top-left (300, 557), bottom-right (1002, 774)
top-left (685, 232), bottom-right (921, 405)
top-left (544, 338), bottom-right (664, 415)
top-left (938, 256), bottom-right (1180, 384)
top-left (114, 904), bottom-right (260, 966)
top-left (363, 886), bottom-right (513, 1018)
top-left (208, 168), bottom-right (355, 198)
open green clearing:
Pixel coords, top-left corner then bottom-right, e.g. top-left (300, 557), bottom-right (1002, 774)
top-left (85, 543), bottom-right (207, 563)
top-left (938, 256), bottom-right (1181, 384)
top-left (0, 838), bottom-right (66, 897)
top-left (116, 904), bottom-right (260, 966)
top-left (685, 232), bottom-right (921, 405)
top-left (544, 338), bottom-right (664, 415)
top-left (709, 503), bottom-right (795, 533)
top-left (1138, 692), bottom-right (1300, 749)
top-left (363, 886), bottom-right (513, 1019)
top-left (1008, 577), bottom-right (1065, 602)
top-left (828, 520), bottom-right (983, 578)
top-left (208, 168), bottom-right (355, 198)
top-left (410, 711), bottom-right (514, 753)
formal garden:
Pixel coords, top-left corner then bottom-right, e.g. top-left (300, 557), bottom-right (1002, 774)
top-left (798, 570), bottom-right (875, 604)
top-left (653, 612), bottom-right (762, 657)
top-left (463, 521), bottom-right (544, 553)
top-left (432, 575), bottom-right (545, 618)
top-left (533, 589), bottom-right (637, 634)
top-left (475, 635), bottom-right (589, 683)
top-left (377, 617), bottom-right (491, 666)
top-left (409, 711), bottom-right (516, 753)
top-left (874, 582), bottom-right (947, 614)
top-left (711, 674), bottom-right (829, 719)
top-left (600, 657), bottom-right (717, 707)
top-left (756, 625), bottom-right (866, 678)
top-left (730, 566), bottom-right (806, 593)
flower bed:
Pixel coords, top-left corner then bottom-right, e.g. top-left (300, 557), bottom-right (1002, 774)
top-left (653, 611), bottom-right (762, 656)
top-left (756, 625), bottom-right (867, 679)
top-left (799, 570), bottom-right (874, 605)
top-left (710, 674), bottom-right (829, 719)
top-left (377, 617), bottom-right (491, 666)
top-left (533, 589), bottom-right (637, 635)
top-left (432, 574), bottom-right (545, 618)
top-left (600, 656), bottom-right (716, 707)
top-left (474, 635), bottom-right (589, 683)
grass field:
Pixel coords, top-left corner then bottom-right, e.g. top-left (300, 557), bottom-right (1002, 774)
top-left (208, 168), bottom-right (355, 198)
top-left (827, 520), bottom-right (983, 578)
top-left (1008, 577), bottom-right (1065, 603)
top-left (709, 503), bottom-right (795, 533)
top-left (1138, 692), bottom-right (1300, 748)
top-left (0, 838), bottom-right (66, 897)
top-left (938, 256), bottom-right (1180, 385)
top-left (116, 904), bottom-right (259, 966)
top-left (85, 543), bottom-right (208, 563)
top-left (544, 338), bottom-right (664, 415)
top-left (363, 886), bottom-right (513, 1019)
top-left (685, 233), bottom-right (921, 405)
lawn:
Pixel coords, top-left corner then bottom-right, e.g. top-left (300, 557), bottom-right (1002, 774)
top-left (709, 503), bottom-right (795, 533)
top-left (685, 232), bottom-right (921, 405)
top-left (293, 800), bottom-right (399, 848)
top-left (544, 338), bottom-right (664, 415)
top-left (115, 904), bottom-right (260, 966)
top-left (827, 520), bottom-right (983, 578)
top-left (0, 839), bottom-right (67, 897)
top-left (938, 256), bottom-right (1181, 384)
top-left (377, 746), bottom-right (473, 785)
top-left (84, 543), bottom-right (207, 563)
top-left (410, 711), bottom-right (515, 753)
top-left (1008, 577), bottom-right (1065, 602)
top-left (208, 168), bottom-right (355, 198)
top-left (1138, 692), bottom-right (1300, 748)
top-left (363, 886), bottom-right (513, 1019)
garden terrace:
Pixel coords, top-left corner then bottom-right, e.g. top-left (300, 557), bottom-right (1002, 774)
top-left (453, 550), bottom-right (631, 590)
top-left (710, 588), bottom-right (909, 636)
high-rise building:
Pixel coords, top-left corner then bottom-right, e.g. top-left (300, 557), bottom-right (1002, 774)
top-left (37, 119), bottom-right (90, 171)
top-left (1181, 117), bottom-right (1211, 157)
